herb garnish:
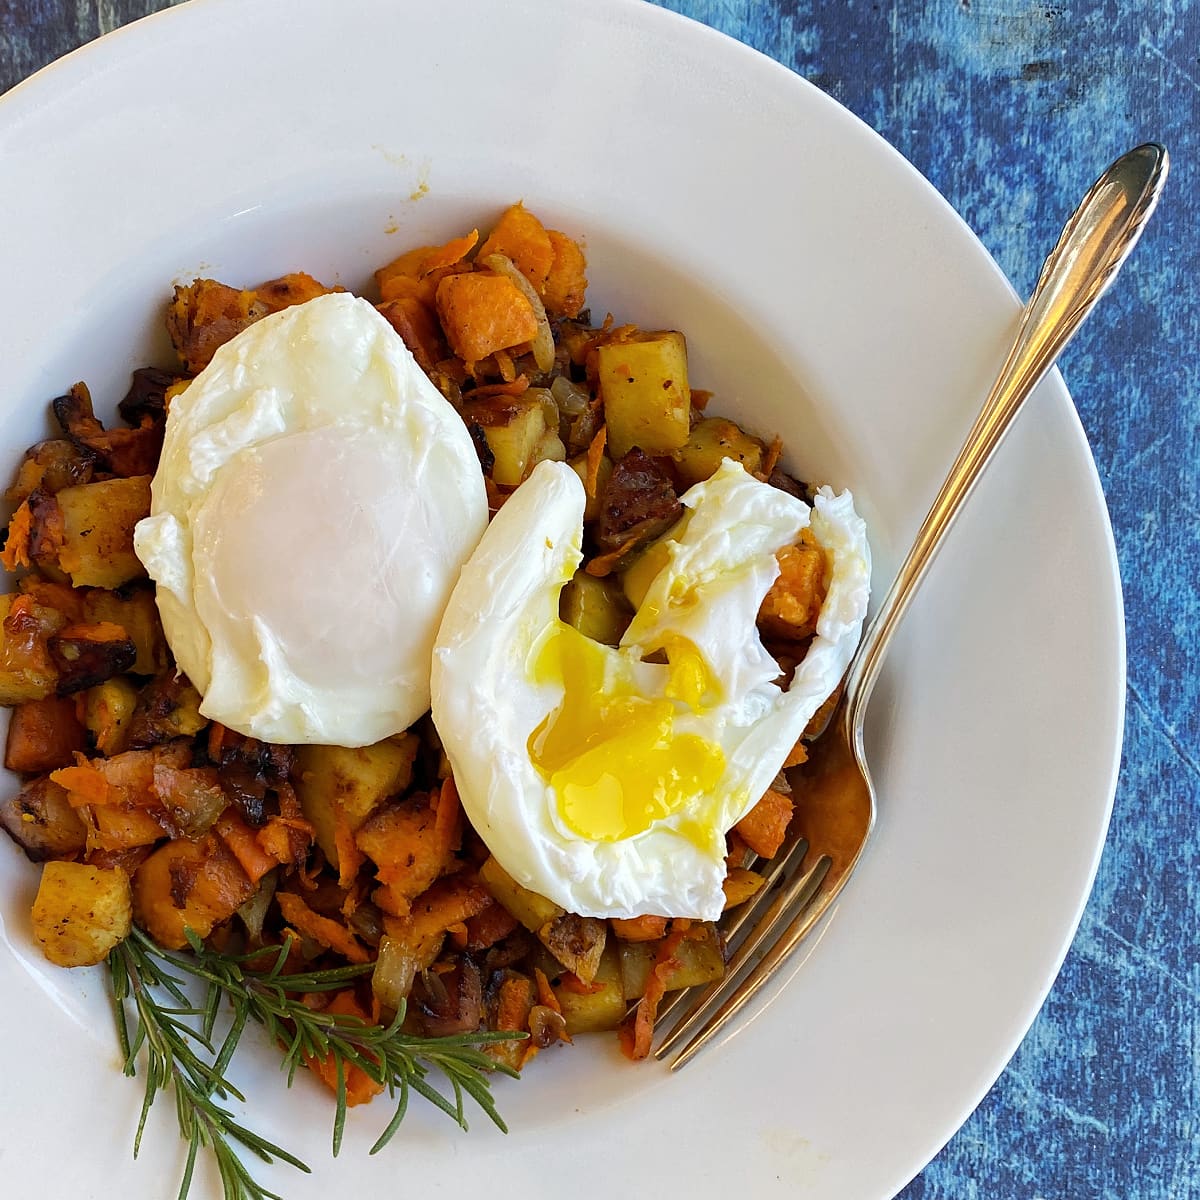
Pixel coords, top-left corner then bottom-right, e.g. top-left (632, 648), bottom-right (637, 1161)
top-left (108, 927), bottom-right (523, 1200)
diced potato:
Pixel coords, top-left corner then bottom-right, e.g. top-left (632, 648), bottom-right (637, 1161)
top-left (559, 572), bottom-right (631, 646)
top-left (31, 861), bottom-right (132, 967)
top-left (529, 429), bottom-right (567, 470)
top-left (0, 594), bottom-right (67, 704)
top-left (84, 677), bottom-right (139, 756)
top-left (82, 586), bottom-right (166, 676)
top-left (4, 694), bottom-right (88, 773)
top-left (0, 776), bottom-right (87, 861)
top-left (126, 674), bottom-right (207, 747)
top-left (620, 537), bottom-right (673, 610)
top-left (619, 924), bottom-right (725, 1000)
top-left (56, 476), bottom-right (152, 589)
top-left (567, 452), bottom-right (613, 523)
top-left (672, 417), bottom-right (765, 487)
top-left (465, 397), bottom-right (549, 487)
top-left (295, 736), bottom-right (419, 868)
top-left (48, 622), bottom-right (137, 694)
top-left (597, 332), bottom-right (691, 459)
top-left (132, 837), bottom-right (254, 949)
top-left (479, 854), bottom-right (563, 932)
top-left (546, 941), bottom-right (627, 1034)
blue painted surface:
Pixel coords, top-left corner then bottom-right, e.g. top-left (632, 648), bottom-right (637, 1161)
top-left (0, 1), bottom-right (1196, 1196)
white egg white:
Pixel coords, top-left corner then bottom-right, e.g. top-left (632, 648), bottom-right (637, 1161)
top-left (431, 458), bottom-right (871, 920)
top-left (134, 292), bottom-right (488, 746)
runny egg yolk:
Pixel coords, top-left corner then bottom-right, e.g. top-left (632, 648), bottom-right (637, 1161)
top-left (527, 624), bottom-right (724, 843)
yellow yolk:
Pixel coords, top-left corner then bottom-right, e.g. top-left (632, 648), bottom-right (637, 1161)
top-left (528, 625), bottom-right (725, 843)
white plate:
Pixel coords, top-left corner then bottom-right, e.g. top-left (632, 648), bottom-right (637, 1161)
top-left (0, 1), bottom-right (1123, 1196)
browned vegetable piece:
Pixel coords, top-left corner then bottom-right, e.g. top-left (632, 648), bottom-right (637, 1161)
top-left (478, 203), bottom-right (555, 293)
top-left (48, 621), bottom-right (137, 694)
top-left (463, 395), bottom-right (551, 487)
top-left (733, 787), bottom-right (795, 859)
top-left (82, 585), bottom-right (166, 676)
top-left (377, 297), bottom-right (445, 370)
top-left (544, 941), bottom-right (627, 1035)
top-left (254, 272), bottom-right (333, 312)
top-left (126, 673), bottom-right (206, 748)
top-left (0, 776), bottom-right (87, 861)
top-left (538, 912), bottom-right (607, 985)
top-left (55, 475), bottom-right (151, 589)
top-left (31, 861), bottom-right (132, 967)
top-left (595, 448), bottom-right (683, 555)
top-left (4, 694), bottom-right (88, 773)
top-left (0, 489), bottom-right (66, 575)
top-left (0, 594), bottom-right (67, 704)
top-left (83, 678), bottom-right (139, 756)
top-left (4, 439), bottom-right (95, 505)
top-left (209, 727), bottom-right (293, 828)
top-left (167, 279), bottom-right (270, 374)
top-left (118, 366), bottom-right (180, 426)
top-left (52, 382), bottom-right (163, 478)
top-left (542, 230), bottom-right (588, 318)
top-left (410, 956), bottom-right (485, 1038)
top-left (435, 272), bottom-right (538, 365)
top-left (671, 417), bottom-right (766, 488)
top-left (758, 541), bottom-right (828, 641)
top-left (132, 835), bottom-right (255, 949)
top-left (151, 765), bottom-right (229, 840)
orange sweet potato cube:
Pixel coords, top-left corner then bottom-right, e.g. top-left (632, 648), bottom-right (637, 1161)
top-left (435, 271), bottom-right (538, 364)
top-left (542, 229), bottom-right (588, 317)
top-left (478, 203), bottom-right (555, 291)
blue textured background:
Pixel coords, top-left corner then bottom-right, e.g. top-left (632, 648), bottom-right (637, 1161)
top-left (1, 2), bottom-right (1196, 1196)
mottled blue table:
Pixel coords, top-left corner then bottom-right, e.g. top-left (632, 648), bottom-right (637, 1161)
top-left (2, 2), bottom-right (1196, 1196)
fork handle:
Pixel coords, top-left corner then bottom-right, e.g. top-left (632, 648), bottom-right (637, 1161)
top-left (842, 143), bottom-right (1168, 742)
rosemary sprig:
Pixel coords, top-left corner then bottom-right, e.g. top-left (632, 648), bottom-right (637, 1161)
top-left (109, 927), bottom-right (525, 1200)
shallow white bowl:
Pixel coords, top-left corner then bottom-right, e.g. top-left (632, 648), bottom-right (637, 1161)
top-left (0, 1), bottom-right (1123, 1196)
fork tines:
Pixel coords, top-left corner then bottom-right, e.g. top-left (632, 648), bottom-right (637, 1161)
top-left (653, 834), bottom-right (833, 1068)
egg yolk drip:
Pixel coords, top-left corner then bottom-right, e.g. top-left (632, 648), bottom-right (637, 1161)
top-left (528, 624), bottom-right (724, 843)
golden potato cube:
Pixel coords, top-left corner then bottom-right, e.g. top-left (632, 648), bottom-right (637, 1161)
top-left (296, 736), bottom-right (419, 868)
top-left (672, 417), bottom-right (765, 487)
top-left (479, 854), bottom-right (563, 932)
top-left (56, 476), bottom-right (151, 588)
top-left (620, 537), bottom-right (674, 611)
top-left (31, 861), bottom-right (132, 967)
top-left (468, 397), bottom-right (549, 487)
top-left (84, 676), bottom-right (139, 756)
top-left (82, 585), bottom-right (166, 675)
top-left (597, 332), bottom-right (691, 459)
top-left (547, 941), bottom-right (627, 1034)
top-left (560, 572), bottom-right (631, 646)
top-left (0, 593), bottom-right (66, 704)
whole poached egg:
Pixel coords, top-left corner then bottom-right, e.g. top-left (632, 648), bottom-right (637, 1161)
top-left (432, 458), bottom-right (871, 921)
top-left (134, 292), bottom-right (488, 747)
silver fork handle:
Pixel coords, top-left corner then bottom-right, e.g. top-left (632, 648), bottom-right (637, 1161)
top-left (843, 142), bottom-right (1168, 741)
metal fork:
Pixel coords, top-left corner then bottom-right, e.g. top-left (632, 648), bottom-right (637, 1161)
top-left (655, 142), bottom-right (1169, 1070)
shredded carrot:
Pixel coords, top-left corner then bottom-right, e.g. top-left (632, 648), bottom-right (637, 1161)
top-left (332, 807), bottom-right (366, 890)
top-left (55, 620), bottom-right (128, 643)
top-left (610, 915), bottom-right (669, 942)
top-left (51, 757), bottom-right (113, 808)
top-left (557, 971), bottom-right (604, 996)
top-left (583, 531), bottom-right (642, 578)
top-left (468, 375), bottom-right (531, 400)
top-left (585, 425), bottom-right (607, 499)
top-left (214, 809), bottom-right (277, 884)
top-left (276, 891), bottom-right (370, 964)
top-left (619, 925), bottom-right (689, 1061)
top-left (0, 499), bottom-right (33, 571)
top-left (303, 990), bottom-right (385, 1106)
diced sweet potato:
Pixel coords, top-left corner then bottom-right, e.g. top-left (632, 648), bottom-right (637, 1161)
top-left (722, 867), bottom-right (766, 909)
top-left (132, 835), bottom-right (255, 949)
top-left (167, 279), bottom-right (269, 374)
top-left (609, 914), bottom-right (669, 942)
top-left (354, 791), bottom-right (458, 903)
top-left (435, 272), bottom-right (538, 365)
top-left (375, 230), bottom-right (479, 303)
top-left (758, 541), bottom-right (828, 641)
top-left (376, 297), bottom-right (444, 370)
top-left (478, 203), bottom-right (555, 293)
top-left (31, 861), bottom-right (132, 967)
top-left (0, 776), bottom-right (88, 861)
top-left (485, 970), bottom-right (536, 1071)
top-left (276, 890), bottom-right (369, 963)
top-left (733, 787), bottom-right (794, 859)
top-left (55, 476), bottom-right (152, 589)
top-left (542, 229), bottom-right (588, 318)
top-left (254, 272), bottom-right (333, 312)
top-left (304, 990), bottom-right (385, 1106)
top-left (4, 694), bottom-right (88, 773)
